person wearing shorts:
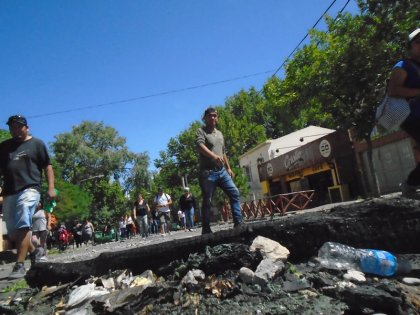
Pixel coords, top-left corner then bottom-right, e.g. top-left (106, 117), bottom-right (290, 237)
top-left (154, 187), bottom-right (172, 236)
top-left (0, 115), bottom-right (56, 279)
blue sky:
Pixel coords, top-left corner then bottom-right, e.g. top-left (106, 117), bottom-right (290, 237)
top-left (0, 1), bottom-right (358, 170)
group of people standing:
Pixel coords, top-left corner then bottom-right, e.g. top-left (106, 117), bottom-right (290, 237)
top-left (119, 187), bottom-right (198, 239)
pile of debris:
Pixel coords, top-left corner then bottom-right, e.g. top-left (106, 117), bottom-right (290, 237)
top-left (1, 197), bottom-right (420, 314)
top-left (2, 236), bottom-right (420, 314)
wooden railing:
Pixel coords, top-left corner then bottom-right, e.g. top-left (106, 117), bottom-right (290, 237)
top-left (220, 190), bottom-right (315, 221)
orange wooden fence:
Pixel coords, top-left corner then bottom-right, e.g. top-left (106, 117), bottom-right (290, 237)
top-left (220, 190), bottom-right (315, 221)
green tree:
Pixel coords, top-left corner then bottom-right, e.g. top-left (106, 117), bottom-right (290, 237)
top-left (0, 129), bottom-right (10, 143)
top-left (51, 121), bottom-right (149, 220)
top-left (52, 121), bottom-right (132, 184)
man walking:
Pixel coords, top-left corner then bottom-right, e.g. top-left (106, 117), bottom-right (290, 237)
top-left (154, 187), bottom-right (172, 236)
top-left (0, 115), bottom-right (56, 279)
top-left (195, 107), bottom-right (243, 234)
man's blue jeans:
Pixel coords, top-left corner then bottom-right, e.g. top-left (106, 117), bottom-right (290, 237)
top-left (199, 167), bottom-right (243, 227)
top-left (185, 208), bottom-right (195, 229)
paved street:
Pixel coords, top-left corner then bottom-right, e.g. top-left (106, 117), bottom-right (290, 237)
top-left (0, 222), bottom-right (236, 293)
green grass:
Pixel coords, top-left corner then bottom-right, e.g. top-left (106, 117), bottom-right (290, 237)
top-left (1, 279), bottom-right (29, 293)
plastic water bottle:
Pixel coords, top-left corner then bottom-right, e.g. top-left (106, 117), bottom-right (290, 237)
top-left (44, 189), bottom-right (59, 213)
top-left (318, 242), bottom-right (367, 271)
top-left (317, 242), bottom-right (410, 276)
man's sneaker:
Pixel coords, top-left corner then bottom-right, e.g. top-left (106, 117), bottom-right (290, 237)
top-left (8, 262), bottom-right (26, 280)
top-left (202, 226), bottom-right (213, 235)
top-left (400, 181), bottom-right (419, 198)
top-left (37, 255), bottom-right (48, 262)
top-left (30, 247), bottom-right (44, 265)
top-left (233, 221), bottom-right (244, 228)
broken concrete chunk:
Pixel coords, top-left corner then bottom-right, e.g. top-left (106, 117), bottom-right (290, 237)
top-left (401, 277), bottom-right (420, 285)
top-left (343, 270), bottom-right (366, 283)
top-left (182, 269), bottom-right (206, 286)
top-left (250, 236), bottom-right (290, 262)
top-left (253, 258), bottom-right (285, 287)
top-left (239, 267), bottom-right (254, 284)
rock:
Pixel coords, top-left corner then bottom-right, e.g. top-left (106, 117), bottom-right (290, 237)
top-left (253, 258), bottom-right (285, 287)
top-left (239, 267), bottom-right (254, 284)
top-left (181, 269), bottom-right (205, 286)
top-left (401, 277), bottom-right (420, 285)
top-left (343, 270), bottom-right (366, 283)
top-left (250, 236), bottom-right (290, 262)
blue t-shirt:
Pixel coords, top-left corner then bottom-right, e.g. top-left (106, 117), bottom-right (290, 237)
top-left (393, 59), bottom-right (420, 117)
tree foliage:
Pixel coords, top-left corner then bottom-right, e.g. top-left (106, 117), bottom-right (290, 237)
top-left (51, 121), bottom-right (149, 222)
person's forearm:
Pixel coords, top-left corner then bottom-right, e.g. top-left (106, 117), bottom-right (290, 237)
top-left (223, 154), bottom-right (231, 170)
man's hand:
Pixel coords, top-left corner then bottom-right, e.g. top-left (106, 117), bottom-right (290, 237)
top-left (213, 154), bottom-right (225, 167)
top-left (227, 168), bottom-right (234, 178)
top-left (47, 187), bottom-right (57, 200)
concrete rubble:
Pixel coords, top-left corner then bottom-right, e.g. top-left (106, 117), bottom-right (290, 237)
top-left (0, 196), bottom-right (419, 314)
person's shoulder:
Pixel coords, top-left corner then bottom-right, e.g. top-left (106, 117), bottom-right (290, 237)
top-left (0, 137), bottom-right (14, 147)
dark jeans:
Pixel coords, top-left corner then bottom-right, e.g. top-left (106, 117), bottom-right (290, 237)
top-left (199, 167), bottom-right (243, 227)
top-left (184, 208), bottom-right (195, 229)
top-left (401, 114), bottom-right (420, 185)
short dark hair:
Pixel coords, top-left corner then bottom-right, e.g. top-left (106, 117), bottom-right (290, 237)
top-left (203, 107), bottom-right (217, 119)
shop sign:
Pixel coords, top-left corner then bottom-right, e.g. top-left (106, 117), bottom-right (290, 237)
top-left (284, 150), bottom-right (304, 171)
top-left (319, 139), bottom-right (331, 158)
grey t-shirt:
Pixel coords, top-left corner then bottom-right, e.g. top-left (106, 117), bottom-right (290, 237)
top-left (195, 126), bottom-right (225, 170)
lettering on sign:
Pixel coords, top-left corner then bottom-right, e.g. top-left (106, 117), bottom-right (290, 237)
top-left (266, 163), bottom-right (274, 177)
top-left (284, 150), bottom-right (304, 171)
top-left (319, 139), bottom-right (331, 158)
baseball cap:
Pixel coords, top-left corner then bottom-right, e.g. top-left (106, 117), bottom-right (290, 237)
top-left (183, 187), bottom-right (190, 192)
top-left (409, 28), bottom-right (420, 42)
top-left (7, 115), bottom-right (27, 126)
top-left (157, 187), bottom-right (163, 191)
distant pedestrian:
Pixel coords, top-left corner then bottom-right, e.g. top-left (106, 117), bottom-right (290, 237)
top-left (178, 209), bottom-right (186, 231)
top-left (125, 214), bottom-right (134, 239)
top-left (388, 28), bottom-right (420, 198)
top-left (195, 107), bottom-right (243, 234)
top-left (179, 187), bottom-right (197, 231)
top-left (150, 209), bottom-right (159, 234)
top-left (154, 187), bottom-right (172, 236)
top-left (118, 216), bottom-right (126, 239)
top-left (73, 221), bottom-right (83, 248)
top-left (133, 193), bottom-right (151, 238)
top-left (82, 218), bottom-right (94, 244)
top-left (0, 115), bottom-right (56, 279)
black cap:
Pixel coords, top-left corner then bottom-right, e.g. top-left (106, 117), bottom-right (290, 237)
top-left (158, 187), bottom-right (163, 191)
top-left (7, 115), bottom-right (27, 126)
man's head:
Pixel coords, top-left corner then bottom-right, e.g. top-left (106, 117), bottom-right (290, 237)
top-left (7, 115), bottom-right (27, 126)
top-left (158, 187), bottom-right (163, 195)
top-left (202, 107), bottom-right (218, 127)
top-left (6, 115), bottom-right (29, 141)
top-left (183, 187), bottom-right (190, 194)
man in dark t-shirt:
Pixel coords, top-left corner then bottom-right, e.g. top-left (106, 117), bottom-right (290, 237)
top-left (0, 115), bottom-right (56, 279)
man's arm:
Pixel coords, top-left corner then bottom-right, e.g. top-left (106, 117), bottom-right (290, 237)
top-left (197, 143), bottom-right (224, 166)
top-left (44, 165), bottom-right (56, 199)
top-left (223, 153), bottom-right (234, 178)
